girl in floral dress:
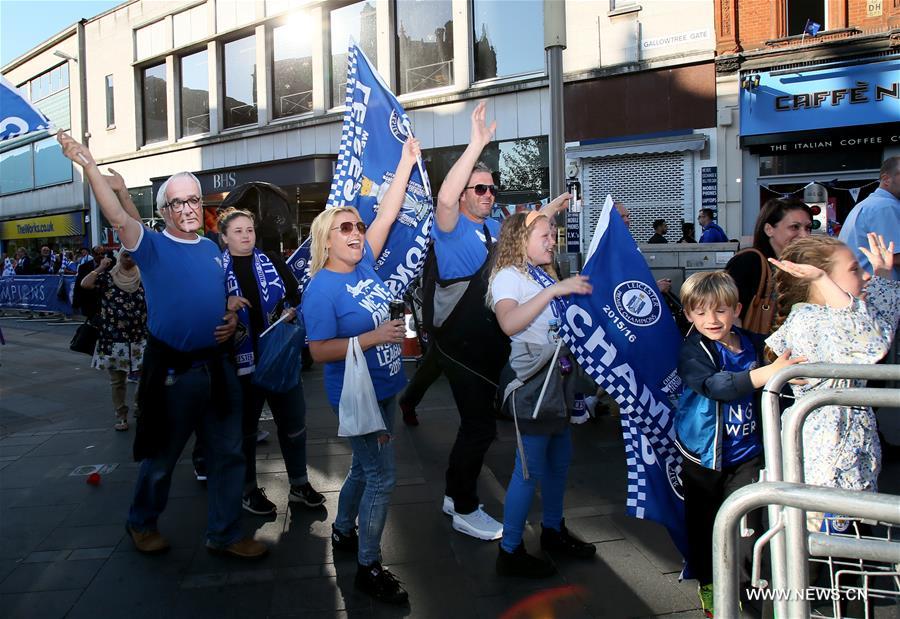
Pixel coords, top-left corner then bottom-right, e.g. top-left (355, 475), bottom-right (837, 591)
top-left (765, 233), bottom-right (899, 519)
top-left (80, 250), bottom-right (148, 431)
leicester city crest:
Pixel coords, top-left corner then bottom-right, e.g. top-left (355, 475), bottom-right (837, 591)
top-left (613, 280), bottom-right (662, 327)
top-left (388, 109), bottom-right (410, 144)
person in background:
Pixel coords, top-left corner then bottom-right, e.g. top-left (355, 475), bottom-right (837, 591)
top-left (614, 202), bottom-right (630, 228)
top-left (2, 252), bottom-right (14, 277)
top-left (678, 222), bottom-right (697, 243)
top-left (77, 247), bottom-right (92, 266)
top-left (74, 246), bottom-right (107, 319)
top-left (302, 138), bottom-right (421, 605)
top-left (13, 247), bottom-right (30, 275)
top-left (37, 245), bottom-right (56, 274)
top-left (61, 251), bottom-right (78, 274)
top-left (698, 208), bottom-right (728, 243)
top-left (217, 207), bottom-right (325, 516)
top-left (648, 219), bottom-right (668, 244)
top-left (80, 250), bottom-right (147, 431)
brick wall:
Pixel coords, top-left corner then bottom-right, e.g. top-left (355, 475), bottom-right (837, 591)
top-left (716, 0), bottom-right (900, 53)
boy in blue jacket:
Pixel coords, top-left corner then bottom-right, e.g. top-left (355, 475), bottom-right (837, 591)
top-left (675, 272), bottom-right (803, 617)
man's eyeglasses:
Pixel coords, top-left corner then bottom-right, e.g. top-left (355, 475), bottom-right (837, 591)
top-left (331, 221), bottom-right (367, 235)
top-left (465, 184), bottom-right (498, 197)
top-left (164, 196), bottom-right (202, 212)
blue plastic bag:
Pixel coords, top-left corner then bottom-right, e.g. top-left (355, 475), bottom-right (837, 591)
top-left (252, 316), bottom-right (306, 393)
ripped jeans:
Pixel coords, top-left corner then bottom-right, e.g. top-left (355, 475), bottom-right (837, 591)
top-left (239, 372), bottom-right (309, 494)
top-left (333, 397), bottom-right (397, 566)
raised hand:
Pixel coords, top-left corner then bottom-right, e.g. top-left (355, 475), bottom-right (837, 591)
top-left (768, 257), bottom-right (826, 282)
top-left (104, 168), bottom-right (127, 194)
top-left (56, 130), bottom-right (95, 167)
top-left (400, 137), bottom-right (421, 164)
top-left (98, 257), bottom-right (113, 271)
top-left (858, 232), bottom-right (894, 278)
top-left (552, 275), bottom-right (592, 297)
top-left (470, 101), bottom-right (496, 148)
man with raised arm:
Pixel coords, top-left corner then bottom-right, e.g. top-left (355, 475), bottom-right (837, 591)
top-left (57, 131), bottom-right (266, 560)
top-left (429, 102), bottom-right (569, 541)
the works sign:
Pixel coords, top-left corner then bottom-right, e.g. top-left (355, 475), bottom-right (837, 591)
top-left (0, 212), bottom-right (84, 240)
top-left (739, 58), bottom-right (900, 137)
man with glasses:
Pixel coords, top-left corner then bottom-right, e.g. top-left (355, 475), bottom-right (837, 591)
top-left (57, 131), bottom-right (265, 560)
top-left (426, 102), bottom-right (510, 541)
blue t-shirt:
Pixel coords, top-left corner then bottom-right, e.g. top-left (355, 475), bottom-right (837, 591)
top-left (431, 214), bottom-right (500, 279)
top-left (838, 188), bottom-right (900, 280)
top-left (717, 331), bottom-right (762, 466)
top-left (700, 222), bottom-right (728, 243)
top-left (125, 228), bottom-right (226, 352)
top-left (302, 243), bottom-right (406, 408)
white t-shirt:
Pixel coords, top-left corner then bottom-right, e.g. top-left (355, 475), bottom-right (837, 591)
top-left (491, 266), bottom-right (554, 346)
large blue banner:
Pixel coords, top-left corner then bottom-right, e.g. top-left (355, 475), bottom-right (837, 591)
top-left (0, 275), bottom-right (75, 314)
top-left (560, 197), bottom-right (690, 569)
top-left (740, 58), bottom-right (900, 136)
top-left (325, 42), bottom-right (433, 297)
top-left (0, 75), bottom-right (51, 141)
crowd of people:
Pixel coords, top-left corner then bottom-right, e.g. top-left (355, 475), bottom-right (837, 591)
top-left (1, 244), bottom-right (96, 276)
top-left (52, 115), bottom-right (899, 614)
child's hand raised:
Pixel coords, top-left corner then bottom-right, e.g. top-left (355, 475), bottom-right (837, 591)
top-left (858, 232), bottom-right (894, 279)
top-left (768, 257), bottom-right (826, 281)
top-left (770, 349), bottom-right (807, 370)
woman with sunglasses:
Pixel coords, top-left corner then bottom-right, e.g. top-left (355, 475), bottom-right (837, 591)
top-left (489, 210), bottom-right (596, 578)
top-left (301, 138), bottom-right (420, 605)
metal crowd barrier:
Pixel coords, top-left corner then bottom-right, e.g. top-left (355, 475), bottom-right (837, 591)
top-left (758, 364), bottom-right (900, 618)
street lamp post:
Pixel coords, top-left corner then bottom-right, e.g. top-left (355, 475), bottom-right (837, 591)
top-left (544, 0), bottom-right (569, 272)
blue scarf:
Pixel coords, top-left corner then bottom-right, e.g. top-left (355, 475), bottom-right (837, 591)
top-left (223, 248), bottom-right (285, 375)
top-left (526, 263), bottom-right (570, 320)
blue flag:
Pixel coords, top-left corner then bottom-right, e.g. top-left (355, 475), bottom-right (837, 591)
top-left (560, 195), bottom-right (690, 571)
top-left (803, 19), bottom-right (821, 36)
top-left (325, 43), bottom-right (433, 297)
top-left (285, 236), bottom-right (312, 293)
top-left (0, 75), bottom-right (51, 141)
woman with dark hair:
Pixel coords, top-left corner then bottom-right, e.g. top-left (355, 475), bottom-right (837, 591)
top-left (725, 198), bottom-right (813, 334)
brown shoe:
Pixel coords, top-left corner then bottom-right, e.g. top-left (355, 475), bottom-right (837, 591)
top-left (127, 525), bottom-right (170, 554)
top-left (207, 536), bottom-right (268, 559)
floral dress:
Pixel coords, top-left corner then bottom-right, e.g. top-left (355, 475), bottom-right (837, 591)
top-left (90, 273), bottom-right (148, 372)
top-left (766, 276), bottom-right (900, 493)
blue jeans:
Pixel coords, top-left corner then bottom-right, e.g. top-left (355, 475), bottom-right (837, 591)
top-left (500, 427), bottom-right (572, 553)
top-left (333, 397), bottom-right (397, 566)
top-left (240, 373), bottom-right (308, 493)
top-left (127, 364), bottom-right (245, 546)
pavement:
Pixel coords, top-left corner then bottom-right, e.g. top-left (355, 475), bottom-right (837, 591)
top-left (0, 315), bottom-right (897, 619)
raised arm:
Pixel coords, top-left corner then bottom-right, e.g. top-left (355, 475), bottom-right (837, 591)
top-left (57, 131), bottom-right (142, 249)
top-left (538, 192), bottom-right (571, 220)
top-left (435, 101), bottom-right (495, 233)
top-left (494, 275), bottom-right (592, 337)
top-left (366, 138), bottom-right (420, 257)
top-left (104, 168), bottom-right (143, 224)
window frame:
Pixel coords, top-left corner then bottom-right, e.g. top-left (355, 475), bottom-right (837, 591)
top-left (469, 0), bottom-right (546, 86)
top-left (179, 48), bottom-right (211, 138)
top-left (105, 74), bottom-right (115, 129)
top-left (140, 62), bottom-right (169, 145)
top-left (270, 15), bottom-right (316, 121)
top-left (221, 33), bottom-right (259, 130)
top-left (394, 0), bottom-right (455, 98)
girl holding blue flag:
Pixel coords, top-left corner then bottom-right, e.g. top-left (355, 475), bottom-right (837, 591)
top-left (489, 210), bottom-right (596, 578)
top-left (218, 207), bottom-right (325, 516)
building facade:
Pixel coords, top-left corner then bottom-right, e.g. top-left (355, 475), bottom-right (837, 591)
top-left (714, 0), bottom-right (900, 237)
top-left (2, 0), bottom-right (719, 256)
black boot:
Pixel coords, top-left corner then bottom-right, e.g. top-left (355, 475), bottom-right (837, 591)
top-left (496, 542), bottom-right (556, 578)
top-left (355, 562), bottom-right (409, 605)
top-left (540, 519), bottom-right (596, 559)
top-left (331, 524), bottom-right (359, 552)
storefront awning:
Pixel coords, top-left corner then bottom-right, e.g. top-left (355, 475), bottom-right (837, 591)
top-left (566, 133), bottom-right (707, 159)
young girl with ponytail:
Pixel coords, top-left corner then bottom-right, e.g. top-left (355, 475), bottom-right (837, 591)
top-left (766, 233), bottom-right (900, 503)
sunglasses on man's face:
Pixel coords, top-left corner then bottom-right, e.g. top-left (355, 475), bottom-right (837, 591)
top-left (465, 184), bottom-right (498, 197)
top-left (331, 221), bottom-right (367, 235)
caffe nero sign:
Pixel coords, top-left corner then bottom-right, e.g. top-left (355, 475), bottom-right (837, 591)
top-left (739, 59), bottom-right (899, 138)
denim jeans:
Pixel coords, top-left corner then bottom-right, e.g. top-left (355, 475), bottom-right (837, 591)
top-left (127, 363), bottom-right (245, 546)
top-left (239, 372), bottom-right (308, 494)
top-left (500, 427), bottom-right (572, 553)
top-left (333, 397), bottom-right (397, 566)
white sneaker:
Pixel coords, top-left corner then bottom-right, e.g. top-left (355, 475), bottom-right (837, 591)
top-left (451, 507), bottom-right (503, 540)
top-left (442, 495), bottom-right (456, 516)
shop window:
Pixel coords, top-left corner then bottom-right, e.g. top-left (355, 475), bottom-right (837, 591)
top-left (174, 4), bottom-right (208, 48)
top-left (33, 136), bottom-right (72, 188)
top-left (142, 63), bottom-right (168, 144)
top-left (472, 0), bottom-right (544, 82)
top-left (223, 35), bottom-right (258, 128)
top-left (0, 145), bottom-right (34, 195)
top-left (272, 16), bottom-right (314, 119)
top-left (396, 0), bottom-right (453, 95)
top-left (136, 19), bottom-right (168, 60)
top-left (330, 1), bottom-right (378, 107)
top-left (181, 50), bottom-right (210, 136)
top-left (786, 0), bottom-right (826, 36)
top-left (217, 0), bottom-right (256, 32)
top-left (105, 75), bottom-right (115, 128)
top-left (759, 151), bottom-right (882, 177)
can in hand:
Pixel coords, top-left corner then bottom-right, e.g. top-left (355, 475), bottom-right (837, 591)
top-left (389, 300), bottom-right (405, 321)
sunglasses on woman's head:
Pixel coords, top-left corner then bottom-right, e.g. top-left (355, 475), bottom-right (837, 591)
top-left (465, 184), bottom-right (498, 197)
top-left (331, 221), bottom-right (367, 235)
